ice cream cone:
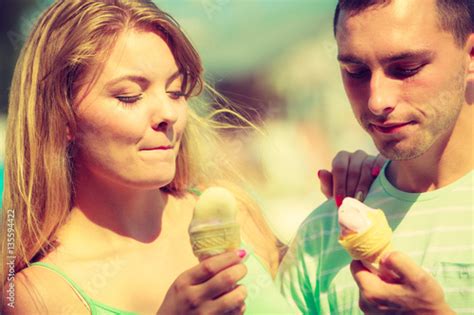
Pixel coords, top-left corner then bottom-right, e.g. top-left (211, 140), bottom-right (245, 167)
top-left (189, 187), bottom-right (241, 261)
top-left (189, 223), bottom-right (240, 260)
top-left (338, 198), bottom-right (393, 273)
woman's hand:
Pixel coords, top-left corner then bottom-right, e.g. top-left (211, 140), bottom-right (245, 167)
top-left (157, 250), bottom-right (248, 315)
top-left (318, 150), bottom-right (386, 206)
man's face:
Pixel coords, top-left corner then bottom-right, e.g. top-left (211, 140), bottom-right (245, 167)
top-left (336, 0), bottom-right (468, 160)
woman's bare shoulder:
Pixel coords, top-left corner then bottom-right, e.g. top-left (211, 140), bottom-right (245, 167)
top-left (2, 265), bottom-right (89, 314)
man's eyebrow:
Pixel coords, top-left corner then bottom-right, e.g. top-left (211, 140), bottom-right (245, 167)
top-left (379, 50), bottom-right (435, 63)
top-left (337, 54), bottom-right (364, 64)
top-left (337, 50), bottom-right (435, 65)
top-left (104, 70), bottom-right (183, 89)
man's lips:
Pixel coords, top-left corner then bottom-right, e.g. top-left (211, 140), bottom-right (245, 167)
top-left (370, 121), bottom-right (415, 134)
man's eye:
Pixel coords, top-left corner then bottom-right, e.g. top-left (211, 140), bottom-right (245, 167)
top-left (391, 65), bottom-right (424, 79)
top-left (116, 95), bottom-right (142, 104)
top-left (167, 91), bottom-right (186, 100)
top-left (345, 68), bottom-right (370, 79)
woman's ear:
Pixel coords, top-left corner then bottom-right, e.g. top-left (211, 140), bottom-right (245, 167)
top-left (66, 125), bottom-right (74, 141)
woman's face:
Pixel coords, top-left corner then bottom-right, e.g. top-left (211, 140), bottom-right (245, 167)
top-left (73, 28), bottom-right (187, 189)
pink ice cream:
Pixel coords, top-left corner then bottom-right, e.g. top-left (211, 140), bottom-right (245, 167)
top-left (338, 197), bottom-right (374, 236)
top-left (338, 197), bottom-right (394, 275)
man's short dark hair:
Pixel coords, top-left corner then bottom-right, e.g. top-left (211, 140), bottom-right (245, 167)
top-left (333, 0), bottom-right (473, 47)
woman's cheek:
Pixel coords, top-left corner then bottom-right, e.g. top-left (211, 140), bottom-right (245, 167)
top-left (176, 106), bottom-right (188, 134)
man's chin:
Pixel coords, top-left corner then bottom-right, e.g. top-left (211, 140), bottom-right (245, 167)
top-left (375, 141), bottom-right (427, 161)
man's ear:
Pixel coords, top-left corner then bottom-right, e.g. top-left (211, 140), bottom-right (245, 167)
top-left (468, 33), bottom-right (474, 71)
top-left (466, 33), bottom-right (474, 105)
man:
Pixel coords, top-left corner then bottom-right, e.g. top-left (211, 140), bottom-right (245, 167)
top-left (277, 0), bottom-right (473, 313)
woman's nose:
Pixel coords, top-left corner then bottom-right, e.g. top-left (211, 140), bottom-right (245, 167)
top-left (151, 95), bottom-right (178, 131)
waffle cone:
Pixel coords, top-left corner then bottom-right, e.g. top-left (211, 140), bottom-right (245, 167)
top-left (339, 209), bottom-right (392, 271)
top-left (189, 222), bottom-right (240, 260)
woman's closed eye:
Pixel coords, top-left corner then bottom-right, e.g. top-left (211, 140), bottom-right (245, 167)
top-left (167, 90), bottom-right (186, 100)
top-left (116, 94), bottom-right (143, 104)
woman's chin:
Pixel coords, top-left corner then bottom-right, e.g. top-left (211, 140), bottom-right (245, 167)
top-left (116, 173), bottom-right (176, 191)
top-left (137, 178), bottom-right (174, 190)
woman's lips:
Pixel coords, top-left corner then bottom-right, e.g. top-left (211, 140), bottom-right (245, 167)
top-left (371, 122), bottom-right (415, 134)
top-left (141, 145), bottom-right (174, 150)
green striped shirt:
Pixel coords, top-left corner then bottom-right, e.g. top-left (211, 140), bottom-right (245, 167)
top-left (277, 162), bottom-right (474, 314)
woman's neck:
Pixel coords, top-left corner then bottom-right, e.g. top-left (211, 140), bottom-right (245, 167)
top-left (70, 164), bottom-right (170, 244)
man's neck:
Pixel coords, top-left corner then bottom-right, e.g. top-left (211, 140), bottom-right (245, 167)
top-left (386, 104), bottom-right (473, 193)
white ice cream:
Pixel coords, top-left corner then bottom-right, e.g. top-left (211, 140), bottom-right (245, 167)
top-left (190, 186), bottom-right (238, 229)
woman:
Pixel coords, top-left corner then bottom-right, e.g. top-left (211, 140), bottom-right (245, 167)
top-left (1, 1), bottom-right (384, 314)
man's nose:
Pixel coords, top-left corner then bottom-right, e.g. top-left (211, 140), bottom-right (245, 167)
top-left (368, 71), bottom-right (398, 116)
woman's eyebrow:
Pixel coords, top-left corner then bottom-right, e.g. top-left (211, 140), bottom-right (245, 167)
top-left (104, 71), bottom-right (182, 89)
top-left (165, 70), bottom-right (183, 89)
top-left (105, 75), bottom-right (150, 89)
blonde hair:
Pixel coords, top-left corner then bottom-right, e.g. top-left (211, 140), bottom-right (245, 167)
top-left (1, 0), bottom-right (283, 293)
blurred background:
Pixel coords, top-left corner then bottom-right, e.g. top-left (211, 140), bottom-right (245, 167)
top-left (0, 0), bottom-right (377, 243)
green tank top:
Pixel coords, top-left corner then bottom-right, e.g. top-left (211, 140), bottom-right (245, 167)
top-left (30, 244), bottom-right (296, 314)
top-left (30, 261), bottom-right (135, 315)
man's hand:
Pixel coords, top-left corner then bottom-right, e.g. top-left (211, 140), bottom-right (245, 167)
top-left (350, 251), bottom-right (455, 314)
